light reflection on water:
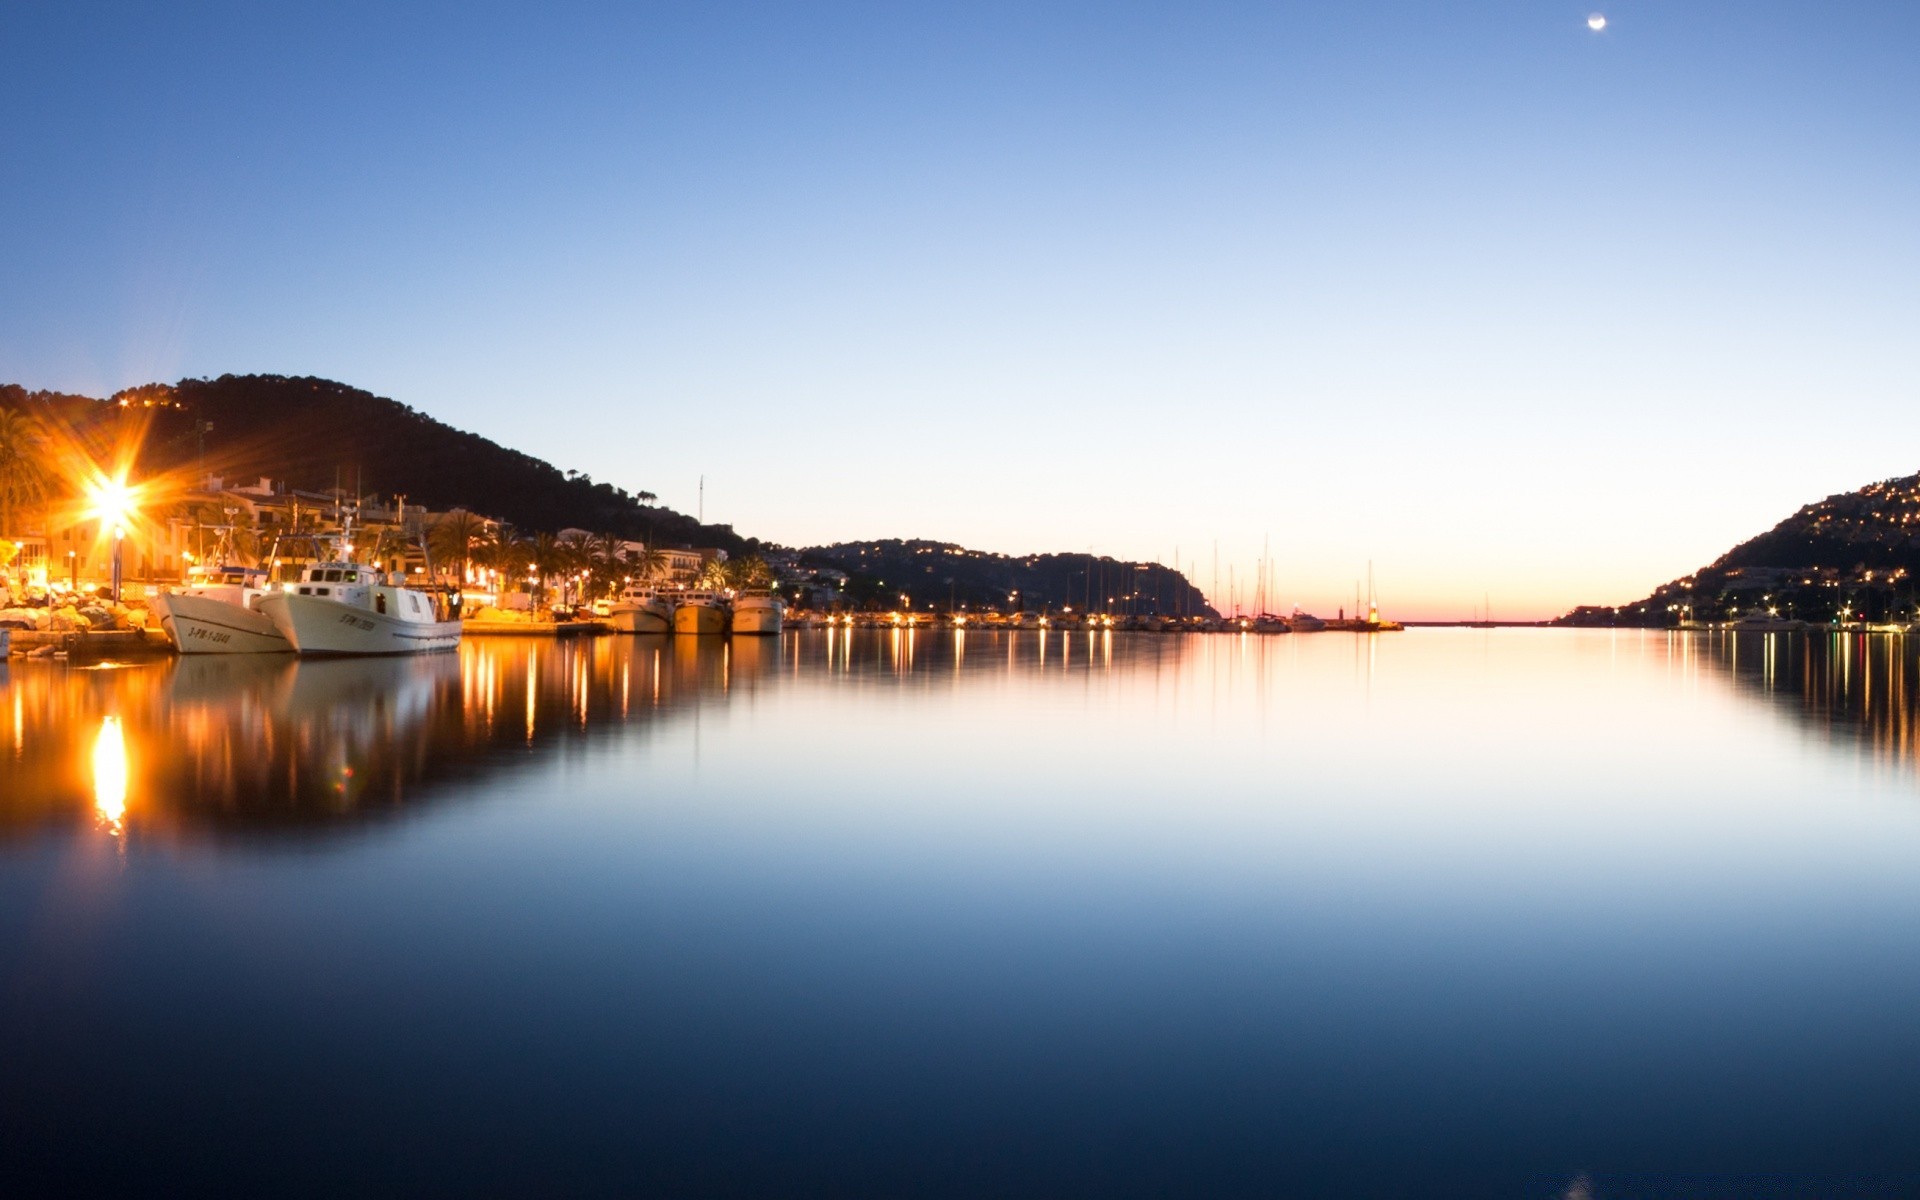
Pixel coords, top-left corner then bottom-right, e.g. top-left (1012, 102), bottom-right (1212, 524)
top-left (6, 630), bottom-right (1920, 1196)
top-left (90, 714), bottom-right (127, 834)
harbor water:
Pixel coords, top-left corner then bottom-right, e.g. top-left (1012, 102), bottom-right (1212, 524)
top-left (5, 630), bottom-right (1920, 1197)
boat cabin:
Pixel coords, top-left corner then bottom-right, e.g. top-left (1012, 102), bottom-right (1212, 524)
top-left (292, 562), bottom-right (383, 597)
top-left (191, 563), bottom-right (268, 588)
top-left (289, 561), bottom-right (457, 622)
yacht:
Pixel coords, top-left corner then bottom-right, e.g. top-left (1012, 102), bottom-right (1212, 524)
top-left (672, 589), bottom-right (729, 635)
top-left (1727, 609), bottom-right (1803, 633)
top-left (1286, 608), bottom-right (1328, 633)
top-left (153, 563), bottom-right (291, 654)
top-left (731, 588), bottom-right (785, 635)
top-left (257, 558), bottom-right (461, 655)
top-left (607, 581), bottom-right (674, 634)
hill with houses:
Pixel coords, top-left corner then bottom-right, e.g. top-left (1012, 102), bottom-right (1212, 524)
top-left (1560, 471), bottom-right (1920, 626)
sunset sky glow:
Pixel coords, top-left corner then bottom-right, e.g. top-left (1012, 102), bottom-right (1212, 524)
top-left (2, 2), bottom-right (1916, 619)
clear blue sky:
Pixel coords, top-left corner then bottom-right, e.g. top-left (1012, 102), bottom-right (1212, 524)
top-left (3, 1), bottom-right (1916, 617)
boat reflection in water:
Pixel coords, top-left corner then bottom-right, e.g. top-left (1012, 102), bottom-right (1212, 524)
top-left (19, 629), bottom-right (1920, 843)
top-left (0, 634), bottom-right (765, 839)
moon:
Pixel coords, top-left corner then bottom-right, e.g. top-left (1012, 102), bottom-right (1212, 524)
top-left (1587, 13), bottom-right (1607, 31)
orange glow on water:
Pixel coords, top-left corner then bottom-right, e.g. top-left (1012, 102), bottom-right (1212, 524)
top-left (92, 715), bottom-right (128, 833)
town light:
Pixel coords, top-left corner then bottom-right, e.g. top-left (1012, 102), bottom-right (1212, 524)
top-left (85, 475), bottom-right (139, 535)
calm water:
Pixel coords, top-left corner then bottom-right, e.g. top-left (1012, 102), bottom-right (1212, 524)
top-left (5, 629), bottom-right (1920, 1198)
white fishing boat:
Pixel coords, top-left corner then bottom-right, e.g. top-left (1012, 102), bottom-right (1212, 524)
top-left (672, 589), bottom-right (729, 635)
top-left (608, 582), bottom-right (674, 634)
top-left (152, 563), bottom-right (291, 654)
top-left (258, 559), bottom-right (462, 655)
top-left (731, 588), bottom-right (785, 635)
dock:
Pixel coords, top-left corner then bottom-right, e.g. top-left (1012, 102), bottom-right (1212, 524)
top-left (461, 618), bottom-right (613, 638)
top-left (6, 628), bottom-right (174, 660)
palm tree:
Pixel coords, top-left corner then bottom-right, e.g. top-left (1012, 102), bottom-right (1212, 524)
top-left (477, 527), bottom-right (529, 597)
top-left (530, 532), bottom-right (571, 603)
top-left (0, 407), bottom-right (52, 548)
top-left (624, 544), bottom-right (669, 584)
top-left (735, 554), bottom-right (771, 588)
top-left (469, 524), bottom-right (517, 571)
top-left (429, 509), bottom-right (487, 585)
top-left (584, 532), bottom-right (625, 597)
top-left (178, 501), bottom-right (262, 566)
top-left (555, 530), bottom-right (600, 602)
top-left (699, 558), bottom-right (732, 590)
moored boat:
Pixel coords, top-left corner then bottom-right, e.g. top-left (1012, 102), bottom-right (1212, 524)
top-left (672, 589), bottom-right (729, 635)
top-left (1727, 609), bottom-right (1804, 633)
top-left (608, 582), bottom-right (674, 634)
top-left (152, 563), bottom-right (291, 654)
top-left (1286, 608), bottom-right (1328, 632)
top-left (257, 559), bottom-right (462, 655)
top-left (730, 588), bottom-right (784, 635)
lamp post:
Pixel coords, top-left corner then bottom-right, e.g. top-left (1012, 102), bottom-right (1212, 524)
top-left (84, 476), bottom-right (138, 603)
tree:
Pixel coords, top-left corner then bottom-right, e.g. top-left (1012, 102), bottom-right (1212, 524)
top-left (736, 554), bottom-right (771, 587)
top-left (584, 532), bottom-right (624, 597)
top-left (470, 525), bottom-right (523, 579)
top-left (429, 508), bottom-right (487, 584)
top-left (179, 501), bottom-right (260, 566)
top-left (529, 532), bottom-right (570, 602)
top-left (0, 407), bottom-right (51, 547)
top-left (699, 558), bottom-right (732, 590)
top-left (624, 544), bottom-right (668, 584)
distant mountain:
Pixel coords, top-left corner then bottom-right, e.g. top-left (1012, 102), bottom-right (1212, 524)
top-left (1562, 472), bottom-right (1920, 626)
top-left (1, 374), bottom-right (753, 552)
top-left (801, 539), bottom-right (1217, 618)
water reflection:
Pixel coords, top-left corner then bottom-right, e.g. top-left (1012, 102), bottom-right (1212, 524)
top-left (14, 630), bottom-right (1920, 1195)
top-left (0, 634), bottom-right (765, 839)
top-left (1688, 630), bottom-right (1920, 774)
top-left (91, 714), bottom-right (127, 835)
top-left (20, 629), bottom-right (1920, 843)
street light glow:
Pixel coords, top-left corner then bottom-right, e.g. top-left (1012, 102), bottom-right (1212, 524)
top-left (84, 474), bottom-right (140, 535)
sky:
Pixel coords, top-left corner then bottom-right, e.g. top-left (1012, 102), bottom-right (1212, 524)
top-left (2, 1), bottom-right (1916, 620)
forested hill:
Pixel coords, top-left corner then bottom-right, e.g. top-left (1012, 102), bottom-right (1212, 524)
top-left (801, 540), bottom-right (1218, 617)
top-left (0, 375), bottom-right (752, 552)
top-left (1561, 471), bottom-right (1920, 626)
top-left (4, 375), bottom-right (1218, 608)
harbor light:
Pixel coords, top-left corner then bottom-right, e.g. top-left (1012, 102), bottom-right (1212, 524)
top-left (85, 474), bottom-right (139, 532)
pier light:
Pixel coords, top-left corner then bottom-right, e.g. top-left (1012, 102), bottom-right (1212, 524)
top-left (85, 475), bottom-right (139, 533)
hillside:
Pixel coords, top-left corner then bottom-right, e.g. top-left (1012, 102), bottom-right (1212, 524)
top-left (1561, 472), bottom-right (1920, 626)
top-left (4, 374), bottom-right (1218, 610)
top-left (801, 540), bottom-right (1217, 618)
top-left (1, 375), bottom-right (753, 552)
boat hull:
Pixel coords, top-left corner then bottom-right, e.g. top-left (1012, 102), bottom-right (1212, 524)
top-left (731, 603), bottom-right (784, 636)
top-left (257, 592), bottom-right (462, 656)
top-left (609, 603), bottom-right (673, 634)
top-left (673, 603), bottom-right (727, 635)
top-left (153, 592), bottom-right (292, 654)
